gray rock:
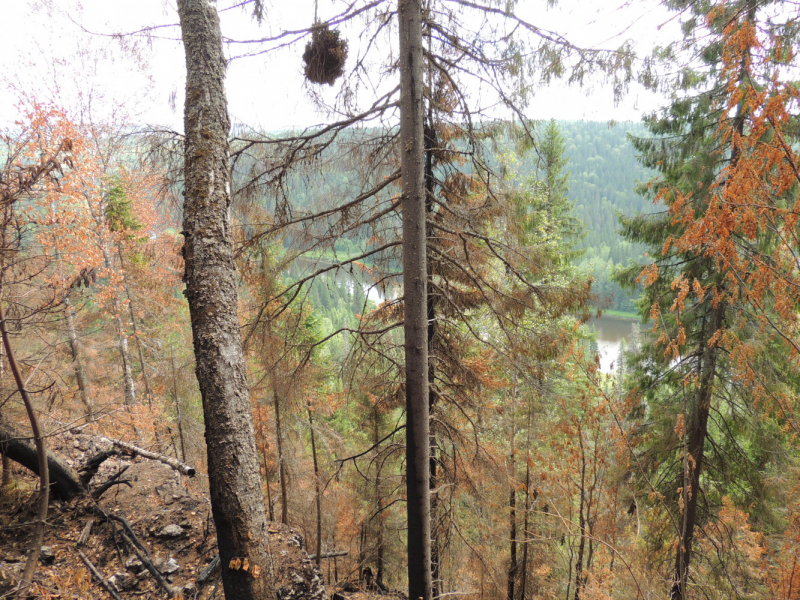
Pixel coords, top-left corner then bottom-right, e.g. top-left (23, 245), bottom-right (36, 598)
top-left (108, 572), bottom-right (137, 591)
top-left (156, 524), bottom-right (184, 538)
top-left (39, 546), bottom-right (55, 564)
top-left (125, 556), bottom-right (144, 573)
top-left (158, 557), bottom-right (180, 574)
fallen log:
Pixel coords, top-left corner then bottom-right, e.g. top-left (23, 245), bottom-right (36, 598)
top-left (0, 422), bottom-right (85, 501)
top-left (107, 438), bottom-right (196, 477)
top-left (308, 550), bottom-right (349, 560)
top-left (0, 427), bottom-right (196, 502)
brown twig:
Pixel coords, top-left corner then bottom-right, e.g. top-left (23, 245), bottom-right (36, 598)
top-left (78, 550), bottom-right (123, 600)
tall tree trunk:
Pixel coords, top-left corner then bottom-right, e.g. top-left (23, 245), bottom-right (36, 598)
top-left (425, 97), bottom-right (441, 600)
top-left (98, 245), bottom-right (137, 406)
top-left (256, 417), bottom-right (275, 522)
top-left (64, 296), bottom-right (94, 418)
top-left (273, 388), bottom-right (289, 525)
top-left (0, 353), bottom-right (11, 490)
top-left (508, 404), bottom-right (517, 600)
top-left (400, 0), bottom-right (432, 597)
top-left (672, 305), bottom-right (722, 600)
top-left (118, 246), bottom-right (155, 409)
top-left (0, 396), bottom-right (12, 488)
top-left (307, 403), bottom-right (322, 567)
top-left (170, 350), bottom-right (186, 462)
top-left (519, 397), bottom-right (534, 600)
top-left (374, 409), bottom-right (386, 587)
top-left (574, 432), bottom-right (587, 600)
top-left (177, 1), bottom-right (272, 598)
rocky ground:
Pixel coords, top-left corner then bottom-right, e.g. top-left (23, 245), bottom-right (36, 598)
top-left (0, 430), bottom-right (330, 599)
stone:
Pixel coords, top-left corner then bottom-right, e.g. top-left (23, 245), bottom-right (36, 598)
top-left (158, 557), bottom-right (180, 574)
top-left (156, 524), bottom-right (184, 538)
top-left (125, 556), bottom-right (144, 573)
top-left (39, 546), bottom-right (55, 564)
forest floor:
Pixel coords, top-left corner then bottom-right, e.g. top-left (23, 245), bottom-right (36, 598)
top-left (0, 429), bottom-right (381, 600)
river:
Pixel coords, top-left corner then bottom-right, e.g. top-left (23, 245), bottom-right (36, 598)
top-left (585, 314), bottom-right (641, 373)
top-left (292, 257), bottom-right (638, 373)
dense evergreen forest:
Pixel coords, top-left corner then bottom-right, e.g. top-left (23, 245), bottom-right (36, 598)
top-left (1, 1), bottom-right (799, 600)
top-left (279, 120), bottom-right (653, 318)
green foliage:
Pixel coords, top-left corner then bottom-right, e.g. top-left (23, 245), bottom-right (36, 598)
top-left (103, 176), bottom-right (142, 234)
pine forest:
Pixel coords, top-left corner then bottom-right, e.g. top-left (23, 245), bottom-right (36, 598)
top-left (0, 1), bottom-right (799, 600)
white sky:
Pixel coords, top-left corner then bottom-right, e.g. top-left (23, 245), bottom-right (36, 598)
top-left (0, 0), bottom-right (679, 131)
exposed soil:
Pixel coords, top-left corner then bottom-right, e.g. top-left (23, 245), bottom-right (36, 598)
top-left (0, 430), bottom-right (327, 600)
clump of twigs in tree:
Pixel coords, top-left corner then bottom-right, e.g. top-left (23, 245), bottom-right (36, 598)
top-left (302, 23), bottom-right (348, 86)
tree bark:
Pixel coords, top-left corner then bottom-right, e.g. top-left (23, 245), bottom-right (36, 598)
top-left (177, 1), bottom-right (272, 598)
top-left (574, 433), bottom-right (587, 600)
top-left (118, 245), bottom-right (155, 410)
top-left (400, 0), bottom-right (432, 598)
top-left (255, 417), bottom-right (275, 521)
top-left (425, 103), bottom-right (441, 600)
top-left (170, 350), bottom-right (187, 462)
top-left (98, 245), bottom-right (137, 406)
top-left (508, 405), bottom-right (517, 600)
top-left (0, 376), bottom-right (12, 488)
top-left (519, 397), bottom-right (534, 600)
top-left (307, 403), bottom-right (322, 567)
top-left (374, 410), bottom-right (386, 587)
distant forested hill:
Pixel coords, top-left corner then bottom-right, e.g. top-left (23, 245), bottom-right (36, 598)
top-left (260, 120), bottom-right (657, 318)
top-left (509, 120), bottom-right (657, 314)
top-left (559, 120), bottom-right (656, 314)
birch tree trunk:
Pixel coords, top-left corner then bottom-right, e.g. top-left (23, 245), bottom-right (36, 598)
top-left (399, 0), bottom-right (432, 598)
top-left (98, 245), bottom-right (137, 406)
top-left (177, 1), bottom-right (272, 598)
top-left (118, 246), bottom-right (154, 408)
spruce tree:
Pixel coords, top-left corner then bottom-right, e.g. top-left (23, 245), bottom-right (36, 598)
top-left (615, 1), bottom-right (787, 597)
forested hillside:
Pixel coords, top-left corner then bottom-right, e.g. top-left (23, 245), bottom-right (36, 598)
top-left (2, 1), bottom-right (799, 600)
top-left (512, 121), bottom-right (655, 313)
top-left (276, 120), bottom-right (653, 315)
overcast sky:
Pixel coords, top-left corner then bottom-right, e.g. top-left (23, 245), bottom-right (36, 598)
top-left (1, 0), bottom-right (679, 131)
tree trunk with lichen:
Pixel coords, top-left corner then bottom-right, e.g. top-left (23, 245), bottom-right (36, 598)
top-left (177, 1), bottom-right (273, 598)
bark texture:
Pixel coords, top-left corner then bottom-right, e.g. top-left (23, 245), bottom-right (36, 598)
top-left (274, 388), bottom-right (289, 525)
top-left (399, 0), bottom-right (432, 598)
top-left (508, 414), bottom-right (517, 600)
top-left (177, 1), bottom-right (272, 598)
